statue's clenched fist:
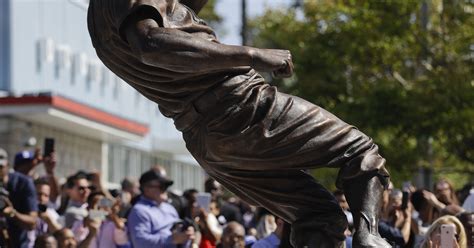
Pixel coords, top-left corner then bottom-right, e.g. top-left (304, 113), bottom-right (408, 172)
top-left (250, 48), bottom-right (294, 78)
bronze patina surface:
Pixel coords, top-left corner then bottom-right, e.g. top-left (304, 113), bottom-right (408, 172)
top-left (88, 1), bottom-right (391, 247)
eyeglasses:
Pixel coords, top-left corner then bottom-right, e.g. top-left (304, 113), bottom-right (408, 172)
top-left (145, 183), bottom-right (169, 191)
top-left (145, 184), bottom-right (162, 189)
top-left (76, 186), bottom-right (93, 191)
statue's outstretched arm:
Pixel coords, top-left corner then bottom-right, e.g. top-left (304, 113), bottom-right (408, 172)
top-left (123, 18), bottom-right (293, 77)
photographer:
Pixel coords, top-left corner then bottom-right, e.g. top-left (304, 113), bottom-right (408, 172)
top-left (42, 152), bottom-right (60, 207)
top-left (0, 148), bottom-right (38, 247)
top-left (128, 169), bottom-right (195, 247)
top-left (379, 189), bottom-right (412, 248)
top-left (15, 147), bottom-right (60, 206)
top-left (34, 178), bottom-right (62, 236)
top-left (71, 192), bottom-right (129, 248)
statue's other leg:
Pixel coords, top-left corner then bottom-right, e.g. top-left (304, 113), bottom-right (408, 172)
top-left (201, 168), bottom-right (347, 248)
top-left (337, 145), bottom-right (391, 248)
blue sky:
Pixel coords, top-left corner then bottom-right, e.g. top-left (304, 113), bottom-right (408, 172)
top-left (215, 0), bottom-right (292, 45)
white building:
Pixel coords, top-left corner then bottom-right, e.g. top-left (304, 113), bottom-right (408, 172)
top-left (0, 0), bottom-right (205, 191)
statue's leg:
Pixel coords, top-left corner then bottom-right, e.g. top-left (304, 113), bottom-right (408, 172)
top-left (202, 168), bottom-right (347, 248)
top-left (338, 145), bottom-right (391, 248)
top-left (185, 90), bottom-right (391, 247)
top-left (343, 176), bottom-right (390, 248)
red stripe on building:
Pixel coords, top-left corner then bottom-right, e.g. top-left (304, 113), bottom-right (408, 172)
top-left (0, 95), bottom-right (149, 136)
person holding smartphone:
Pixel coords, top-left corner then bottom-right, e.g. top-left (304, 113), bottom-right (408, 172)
top-left (41, 138), bottom-right (60, 207)
top-left (183, 189), bottom-right (222, 248)
top-left (71, 191), bottom-right (130, 248)
top-left (420, 215), bottom-right (467, 248)
top-left (33, 178), bottom-right (62, 240)
top-left (378, 189), bottom-right (412, 248)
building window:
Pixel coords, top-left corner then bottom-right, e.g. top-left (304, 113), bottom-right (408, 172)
top-left (36, 38), bottom-right (55, 72)
top-left (113, 77), bottom-right (120, 100)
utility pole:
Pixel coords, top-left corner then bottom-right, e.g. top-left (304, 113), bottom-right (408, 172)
top-left (241, 0), bottom-right (247, 45)
top-left (293, 0), bottom-right (303, 9)
top-left (416, 1), bottom-right (434, 190)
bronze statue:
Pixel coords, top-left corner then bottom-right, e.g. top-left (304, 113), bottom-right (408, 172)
top-left (87, 1), bottom-right (391, 247)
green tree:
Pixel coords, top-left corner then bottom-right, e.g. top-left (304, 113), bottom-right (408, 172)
top-left (200, 0), bottom-right (222, 27)
top-left (250, 0), bottom-right (474, 189)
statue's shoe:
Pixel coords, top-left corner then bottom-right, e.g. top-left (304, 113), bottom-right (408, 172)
top-left (352, 232), bottom-right (392, 248)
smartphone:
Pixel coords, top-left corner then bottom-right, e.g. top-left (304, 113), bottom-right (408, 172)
top-left (196, 192), bottom-right (211, 212)
top-left (402, 181), bottom-right (412, 192)
top-left (88, 209), bottom-right (107, 221)
top-left (43, 138), bottom-right (55, 157)
top-left (99, 198), bottom-right (113, 208)
top-left (170, 220), bottom-right (184, 231)
top-left (440, 223), bottom-right (456, 248)
top-left (401, 191), bottom-right (409, 210)
top-left (38, 204), bottom-right (48, 213)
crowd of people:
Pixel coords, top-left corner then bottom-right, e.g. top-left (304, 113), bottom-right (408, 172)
top-left (0, 145), bottom-right (472, 248)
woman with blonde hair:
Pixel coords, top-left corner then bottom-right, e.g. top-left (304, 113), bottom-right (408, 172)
top-left (420, 215), bottom-right (467, 248)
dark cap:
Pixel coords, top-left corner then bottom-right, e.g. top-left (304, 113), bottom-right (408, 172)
top-left (14, 150), bottom-right (34, 166)
top-left (139, 169), bottom-right (174, 189)
top-left (0, 148), bottom-right (7, 166)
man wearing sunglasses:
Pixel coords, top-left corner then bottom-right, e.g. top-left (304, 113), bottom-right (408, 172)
top-left (128, 169), bottom-right (196, 247)
top-left (64, 172), bottom-right (92, 229)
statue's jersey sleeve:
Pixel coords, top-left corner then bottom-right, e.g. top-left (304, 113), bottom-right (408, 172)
top-left (88, 0), bottom-right (215, 47)
top-left (88, 0), bottom-right (169, 46)
top-left (115, 0), bottom-right (169, 41)
top-left (87, 0), bottom-right (237, 116)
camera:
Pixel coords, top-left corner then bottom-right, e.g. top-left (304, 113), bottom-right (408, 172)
top-left (171, 217), bottom-right (198, 232)
top-left (38, 204), bottom-right (48, 213)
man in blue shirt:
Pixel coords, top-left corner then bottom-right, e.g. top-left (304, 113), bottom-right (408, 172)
top-left (128, 169), bottom-right (195, 247)
top-left (0, 148), bottom-right (38, 248)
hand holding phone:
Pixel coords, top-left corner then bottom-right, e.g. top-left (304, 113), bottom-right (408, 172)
top-left (99, 198), bottom-right (113, 209)
top-left (196, 192), bottom-right (211, 213)
top-left (88, 209), bottom-right (108, 222)
top-left (38, 204), bottom-right (48, 213)
top-left (440, 223), bottom-right (456, 248)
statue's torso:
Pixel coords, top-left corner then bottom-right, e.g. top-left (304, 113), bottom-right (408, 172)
top-left (88, 0), bottom-right (251, 118)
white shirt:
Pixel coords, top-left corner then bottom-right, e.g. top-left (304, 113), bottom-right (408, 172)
top-left (72, 219), bottom-right (129, 248)
top-left (462, 193), bottom-right (474, 212)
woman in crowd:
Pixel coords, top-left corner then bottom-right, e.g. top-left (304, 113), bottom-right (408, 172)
top-left (71, 192), bottom-right (129, 248)
top-left (419, 215), bottom-right (467, 248)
